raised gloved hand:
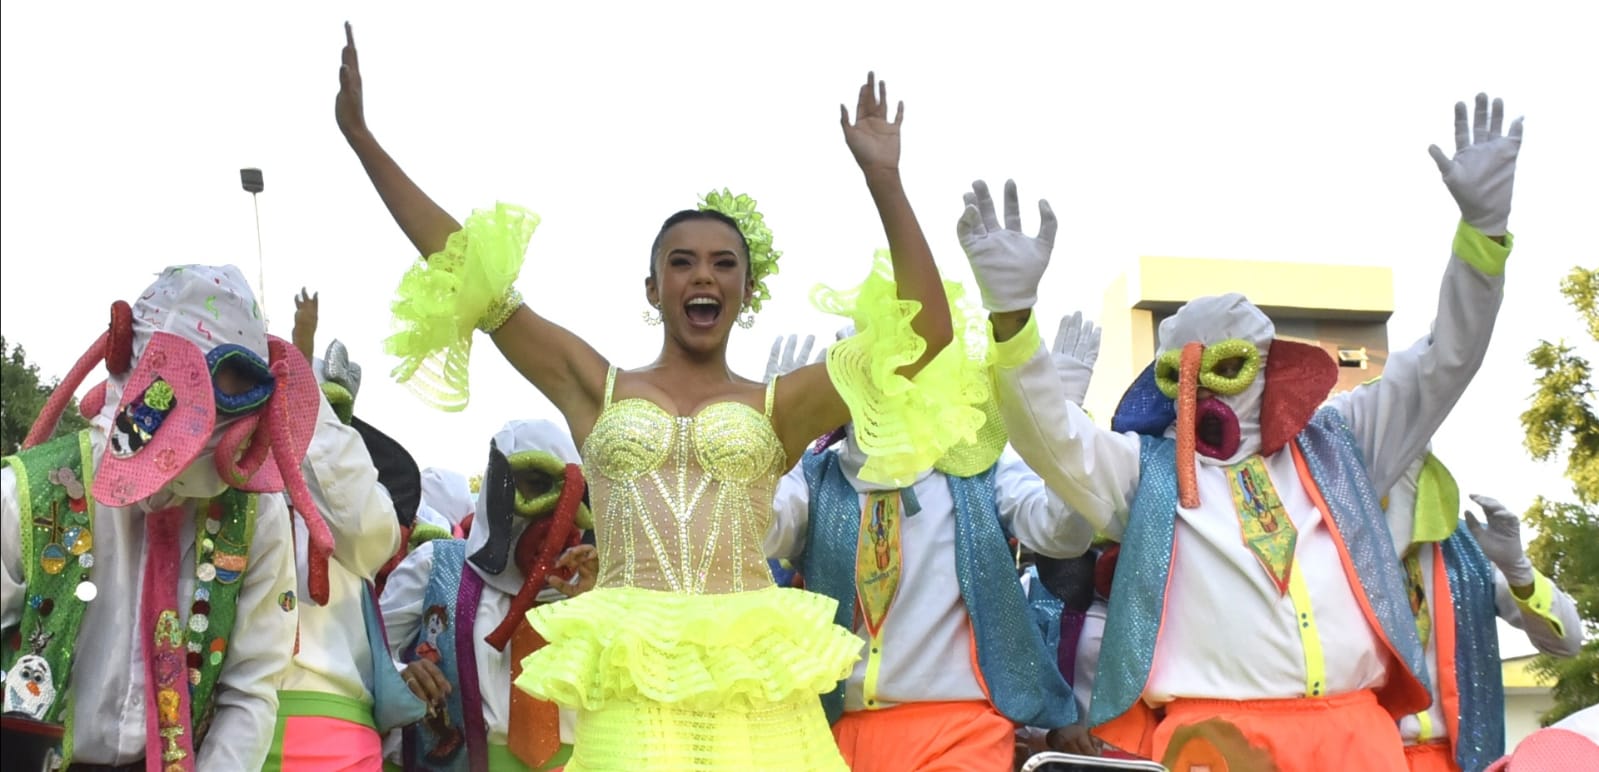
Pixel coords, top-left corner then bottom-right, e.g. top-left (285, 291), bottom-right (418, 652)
top-left (1466, 493), bottom-right (1535, 587)
top-left (1428, 93), bottom-right (1523, 237)
top-left (765, 334), bottom-right (820, 383)
top-left (1053, 311), bottom-right (1101, 406)
top-left (956, 179), bottom-right (1057, 313)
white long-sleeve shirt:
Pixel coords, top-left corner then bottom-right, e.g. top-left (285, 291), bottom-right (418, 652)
top-left (765, 442), bottom-right (1093, 711)
top-left (1, 426), bottom-right (297, 769)
top-left (993, 231), bottom-right (1507, 704)
top-left (379, 541), bottom-right (575, 748)
top-left (279, 396), bottom-right (401, 704)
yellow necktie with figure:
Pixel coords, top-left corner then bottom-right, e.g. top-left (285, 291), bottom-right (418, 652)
top-left (856, 490), bottom-right (903, 637)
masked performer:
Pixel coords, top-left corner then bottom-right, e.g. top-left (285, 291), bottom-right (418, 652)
top-left (381, 420), bottom-right (591, 771)
top-left (336, 19), bottom-right (986, 769)
top-left (262, 290), bottom-right (423, 770)
top-left (421, 469), bottom-right (475, 540)
top-left (763, 316), bottom-right (1094, 772)
top-left (964, 93), bottom-right (1525, 771)
top-left (1, 265), bottom-right (326, 770)
top-left (1384, 452), bottom-right (1582, 772)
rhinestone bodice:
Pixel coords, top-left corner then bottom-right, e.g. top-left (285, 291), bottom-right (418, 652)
top-left (582, 368), bottom-right (786, 594)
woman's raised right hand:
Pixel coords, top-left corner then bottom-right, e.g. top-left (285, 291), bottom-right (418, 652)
top-left (335, 22), bottom-right (368, 140)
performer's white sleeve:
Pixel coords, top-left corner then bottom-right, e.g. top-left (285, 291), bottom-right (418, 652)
top-left (380, 542), bottom-right (435, 665)
top-left (1493, 567), bottom-right (1585, 658)
top-left (1328, 224), bottom-right (1509, 496)
top-left (992, 319), bottom-right (1141, 540)
top-left (199, 494), bottom-right (297, 771)
top-left (996, 447), bottom-right (1095, 559)
top-left (302, 396), bottom-right (400, 578)
top-left (1, 468), bottom-right (22, 632)
top-left (764, 462), bottom-right (811, 560)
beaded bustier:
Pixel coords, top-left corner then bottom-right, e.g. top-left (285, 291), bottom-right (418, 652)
top-left (582, 368), bottom-right (787, 594)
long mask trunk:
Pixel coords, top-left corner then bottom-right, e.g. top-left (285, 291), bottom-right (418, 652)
top-left (1176, 342), bottom-right (1203, 509)
top-left (483, 464), bottom-right (584, 651)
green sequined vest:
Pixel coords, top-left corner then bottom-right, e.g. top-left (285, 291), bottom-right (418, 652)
top-left (1, 430), bottom-right (256, 763)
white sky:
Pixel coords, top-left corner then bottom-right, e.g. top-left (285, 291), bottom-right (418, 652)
top-left (3, 2), bottom-right (1595, 649)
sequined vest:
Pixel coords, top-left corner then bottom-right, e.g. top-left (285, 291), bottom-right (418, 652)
top-left (403, 539), bottom-right (480, 772)
top-left (1089, 407), bottom-right (1430, 727)
top-left (1438, 528), bottom-right (1505, 772)
top-left (1024, 566), bottom-right (1067, 659)
top-left (1, 430), bottom-right (254, 763)
top-left (799, 451), bottom-right (1078, 728)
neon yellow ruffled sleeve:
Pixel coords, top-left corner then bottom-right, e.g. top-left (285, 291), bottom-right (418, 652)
top-left (385, 203), bottom-right (539, 411)
top-left (812, 251), bottom-right (994, 487)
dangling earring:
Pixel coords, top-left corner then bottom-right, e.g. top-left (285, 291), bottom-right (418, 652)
top-left (737, 308), bottom-right (755, 330)
top-left (642, 305), bottom-right (662, 326)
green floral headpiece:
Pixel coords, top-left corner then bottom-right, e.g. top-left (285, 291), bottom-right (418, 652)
top-left (698, 189), bottom-right (781, 313)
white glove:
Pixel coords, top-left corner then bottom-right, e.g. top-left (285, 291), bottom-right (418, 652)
top-left (1053, 311), bottom-right (1101, 406)
top-left (1466, 493), bottom-right (1535, 587)
top-left (956, 179), bottom-right (1057, 313)
top-left (1428, 93), bottom-right (1523, 237)
top-left (765, 334), bottom-right (819, 383)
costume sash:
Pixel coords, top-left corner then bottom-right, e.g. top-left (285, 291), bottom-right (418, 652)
top-left (1440, 528), bottom-right (1504, 772)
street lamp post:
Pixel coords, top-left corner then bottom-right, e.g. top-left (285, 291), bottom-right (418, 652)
top-left (240, 168), bottom-right (266, 325)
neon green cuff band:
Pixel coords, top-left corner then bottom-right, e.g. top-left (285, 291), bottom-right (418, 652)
top-left (1514, 569), bottom-right (1564, 638)
top-left (1452, 220), bottom-right (1512, 277)
top-left (993, 313), bottom-right (1043, 369)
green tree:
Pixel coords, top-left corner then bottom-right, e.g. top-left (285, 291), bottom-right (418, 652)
top-left (0, 335), bottom-right (91, 456)
top-left (1520, 266), bottom-right (1599, 725)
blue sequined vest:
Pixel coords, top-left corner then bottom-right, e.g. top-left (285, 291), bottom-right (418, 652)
top-left (1439, 528), bottom-right (1505, 772)
top-left (403, 540), bottom-right (474, 771)
top-left (1024, 566), bottom-right (1067, 659)
top-left (1089, 407), bottom-right (1430, 727)
top-left (799, 451), bottom-right (1077, 728)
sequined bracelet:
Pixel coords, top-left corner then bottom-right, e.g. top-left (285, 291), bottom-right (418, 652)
top-left (477, 288), bottom-right (524, 334)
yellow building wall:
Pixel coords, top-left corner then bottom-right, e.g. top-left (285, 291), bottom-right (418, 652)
top-left (1503, 655), bottom-right (1558, 748)
top-left (1086, 256), bottom-right (1395, 421)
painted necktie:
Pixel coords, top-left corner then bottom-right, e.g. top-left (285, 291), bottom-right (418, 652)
top-left (856, 490), bottom-right (903, 636)
top-left (1403, 549), bottom-right (1432, 648)
top-left (508, 616), bottom-right (561, 768)
top-left (143, 506), bottom-right (197, 771)
top-left (1226, 456), bottom-right (1298, 594)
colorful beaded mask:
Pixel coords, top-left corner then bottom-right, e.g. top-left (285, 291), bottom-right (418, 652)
top-left (1110, 293), bottom-right (1338, 507)
top-left (466, 419), bottom-right (589, 579)
top-left (23, 265), bottom-right (336, 604)
top-left (465, 419), bottom-right (590, 652)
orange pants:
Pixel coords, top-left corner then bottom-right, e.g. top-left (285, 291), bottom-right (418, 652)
top-left (833, 700), bottom-right (1014, 772)
top-left (1156, 690), bottom-right (1407, 772)
top-left (1404, 741), bottom-right (1460, 772)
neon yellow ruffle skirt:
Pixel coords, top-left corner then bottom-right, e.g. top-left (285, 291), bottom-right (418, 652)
top-left (515, 586), bottom-right (860, 771)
